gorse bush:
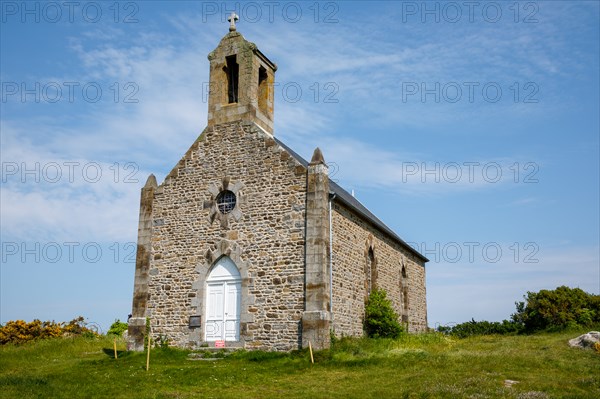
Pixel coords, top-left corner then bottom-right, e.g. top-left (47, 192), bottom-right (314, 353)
top-left (364, 288), bottom-right (403, 338)
top-left (0, 317), bottom-right (98, 345)
top-left (107, 319), bottom-right (129, 337)
top-left (0, 320), bottom-right (62, 344)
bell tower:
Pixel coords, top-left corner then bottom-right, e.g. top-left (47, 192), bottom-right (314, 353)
top-left (207, 13), bottom-right (277, 134)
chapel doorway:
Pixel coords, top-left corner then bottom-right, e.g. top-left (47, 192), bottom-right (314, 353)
top-left (205, 256), bottom-right (241, 341)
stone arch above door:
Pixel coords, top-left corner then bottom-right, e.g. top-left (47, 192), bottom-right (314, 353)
top-left (207, 256), bottom-right (241, 282)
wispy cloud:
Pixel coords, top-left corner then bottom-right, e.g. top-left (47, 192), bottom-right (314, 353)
top-left (1, 129), bottom-right (144, 242)
top-left (288, 134), bottom-right (543, 197)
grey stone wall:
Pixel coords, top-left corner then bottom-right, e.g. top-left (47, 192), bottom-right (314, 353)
top-left (146, 121), bottom-right (307, 351)
top-left (331, 202), bottom-right (427, 336)
top-left (139, 126), bottom-right (428, 350)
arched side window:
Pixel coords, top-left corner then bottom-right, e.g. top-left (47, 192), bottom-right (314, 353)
top-left (400, 265), bottom-right (409, 322)
top-left (366, 247), bottom-right (376, 295)
top-left (364, 236), bottom-right (377, 300)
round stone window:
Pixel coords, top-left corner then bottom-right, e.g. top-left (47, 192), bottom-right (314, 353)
top-left (216, 190), bottom-right (236, 214)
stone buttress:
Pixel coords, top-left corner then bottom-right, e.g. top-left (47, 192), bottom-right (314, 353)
top-left (127, 174), bottom-right (157, 351)
top-left (302, 148), bottom-right (331, 350)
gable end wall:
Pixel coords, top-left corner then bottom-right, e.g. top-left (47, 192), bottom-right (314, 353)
top-left (146, 121), bottom-right (307, 351)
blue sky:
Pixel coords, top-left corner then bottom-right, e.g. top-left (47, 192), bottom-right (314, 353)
top-left (1, 1), bottom-right (599, 332)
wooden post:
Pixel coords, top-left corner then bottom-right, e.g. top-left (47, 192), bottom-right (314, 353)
top-left (308, 341), bottom-right (314, 364)
top-left (146, 333), bottom-right (151, 371)
top-left (113, 338), bottom-right (118, 359)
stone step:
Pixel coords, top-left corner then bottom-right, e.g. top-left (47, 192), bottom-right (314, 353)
top-left (188, 347), bottom-right (242, 361)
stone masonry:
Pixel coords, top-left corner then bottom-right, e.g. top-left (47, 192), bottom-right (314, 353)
top-left (302, 148), bottom-right (331, 350)
top-left (128, 174), bottom-right (157, 351)
top-left (143, 121), bottom-right (308, 351)
top-left (331, 202), bottom-right (428, 336)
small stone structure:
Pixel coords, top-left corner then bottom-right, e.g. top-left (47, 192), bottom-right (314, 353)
top-left (128, 23), bottom-right (428, 352)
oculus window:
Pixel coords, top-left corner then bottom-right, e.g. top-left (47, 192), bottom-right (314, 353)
top-left (216, 190), bottom-right (237, 214)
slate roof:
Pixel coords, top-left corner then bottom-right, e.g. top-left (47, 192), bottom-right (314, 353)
top-left (274, 137), bottom-right (428, 264)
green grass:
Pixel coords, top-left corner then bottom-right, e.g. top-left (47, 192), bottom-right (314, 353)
top-left (1, 329), bottom-right (598, 398)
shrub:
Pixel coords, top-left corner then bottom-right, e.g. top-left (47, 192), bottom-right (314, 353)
top-left (439, 318), bottom-right (523, 338)
top-left (512, 286), bottom-right (600, 332)
top-left (107, 319), bottom-right (129, 337)
top-left (63, 316), bottom-right (92, 336)
top-left (439, 286), bottom-right (600, 337)
top-left (0, 317), bottom-right (98, 345)
top-left (364, 288), bottom-right (403, 339)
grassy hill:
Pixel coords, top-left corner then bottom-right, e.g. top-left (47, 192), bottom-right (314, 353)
top-left (1, 328), bottom-right (598, 398)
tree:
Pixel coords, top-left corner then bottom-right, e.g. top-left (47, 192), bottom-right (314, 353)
top-left (512, 286), bottom-right (600, 332)
top-left (364, 288), bottom-right (403, 338)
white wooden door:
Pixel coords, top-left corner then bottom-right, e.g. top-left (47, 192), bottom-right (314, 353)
top-left (223, 282), bottom-right (241, 341)
top-left (205, 283), bottom-right (225, 340)
top-left (205, 257), bottom-right (241, 342)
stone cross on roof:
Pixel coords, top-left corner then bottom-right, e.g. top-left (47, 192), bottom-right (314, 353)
top-left (228, 12), bottom-right (239, 32)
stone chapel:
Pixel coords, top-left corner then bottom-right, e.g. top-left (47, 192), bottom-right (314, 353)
top-left (128, 21), bottom-right (428, 352)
